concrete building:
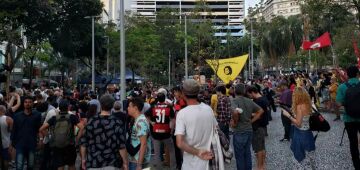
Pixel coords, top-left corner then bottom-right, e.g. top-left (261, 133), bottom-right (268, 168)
top-left (100, 0), bottom-right (132, 23)
top-left (131, 0), bottom-right (246, 39)
top-left (262, 0), bottom-right (301, 22)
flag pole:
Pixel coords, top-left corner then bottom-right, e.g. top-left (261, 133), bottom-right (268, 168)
top-left (330, 44), bottom-right (336, 68)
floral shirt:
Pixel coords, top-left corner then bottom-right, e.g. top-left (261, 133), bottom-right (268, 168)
top-left (129, 114), bottom-right (151, 163)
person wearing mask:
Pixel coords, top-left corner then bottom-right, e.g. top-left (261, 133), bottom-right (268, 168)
top-left (281, 87), bottom-right (316, 170)
top-left (127, 97), bottom-right (151, 170)
top-left (11, 96), bottom-right (42, 170)
top-left (336, 66), bottom-right (360, 170)
top-left (247, 86), bottom-right (269, 170)
top-left (230, 84), bottom-right (263, 170)
top-left (80, 95), bottom-right (128, 170)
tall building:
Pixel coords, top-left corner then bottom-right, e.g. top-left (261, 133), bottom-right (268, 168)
top-left (262, 0), bottom-right (301, 22)
top-left (101, 0), bottom-right (132, 23)
top-left (131, 0), bottom-right (246, 39)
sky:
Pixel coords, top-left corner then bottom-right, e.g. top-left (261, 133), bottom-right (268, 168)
top-left (125, 0), bottom-right (131, 10)
top-left (245, 0), bottom-right (261, 16)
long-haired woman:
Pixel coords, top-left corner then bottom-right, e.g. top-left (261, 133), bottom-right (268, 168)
top-left (282, 87), bottom-right (316, 170)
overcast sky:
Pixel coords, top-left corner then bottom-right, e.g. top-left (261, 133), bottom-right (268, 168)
top-left (245, 0), bottom-right (261, 16)
top-left (125, 1), bottom-right (131, 10)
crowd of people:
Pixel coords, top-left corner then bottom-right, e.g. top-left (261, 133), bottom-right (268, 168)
top-left (0, 65), bottom-right (358, 170)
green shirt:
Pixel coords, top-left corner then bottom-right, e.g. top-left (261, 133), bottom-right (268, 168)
top-left (336, 78), bottom-right (360, 122)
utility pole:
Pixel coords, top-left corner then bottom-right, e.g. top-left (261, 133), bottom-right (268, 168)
top-left (250, 19), bottom-right (254, 79)
top-left (84, 16), bottom-right (99, 92)
top-left (120, 0), bottom-right (126, 103)
top-left (168, 51), bottom-right (171, 89)
top-left (104, 36), bottom-right (110, 76)
top-left (184, 15), bottom-right (188, 79)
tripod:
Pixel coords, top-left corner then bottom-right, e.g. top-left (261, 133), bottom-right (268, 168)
top-left (339, 127), bottom-right (346, 146)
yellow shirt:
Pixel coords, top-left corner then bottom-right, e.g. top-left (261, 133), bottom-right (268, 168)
top-left (329, 83), bottom-right (338, 100)
top-left (210, 94), bottom-right (218, 116)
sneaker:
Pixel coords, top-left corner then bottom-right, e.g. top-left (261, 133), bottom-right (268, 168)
top-left (9, 161), bottom-right (15, 168)
top-left (280, 138), bottom-right (289, 142)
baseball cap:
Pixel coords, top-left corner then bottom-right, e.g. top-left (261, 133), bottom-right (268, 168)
top-left (182, 79), bottom-right (200, 96)
top-left (157, 88), bottom-right (167, 96)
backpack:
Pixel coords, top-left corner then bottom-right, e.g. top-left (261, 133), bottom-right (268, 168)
top-left (50, 114), bottom-right (73, 148)
top-left (344, 82), bottom-right (360, 118)
top-left (309, 107), bottom-right (330, 132)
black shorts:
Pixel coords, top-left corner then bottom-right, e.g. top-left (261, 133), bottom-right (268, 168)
top-left (53, 145), bottom-right (77, 168)
top-left (252, 127), bottom-right (266, 153)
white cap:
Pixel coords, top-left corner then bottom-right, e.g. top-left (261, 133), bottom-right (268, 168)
top-left (157, 88), bottom-right (167, 96)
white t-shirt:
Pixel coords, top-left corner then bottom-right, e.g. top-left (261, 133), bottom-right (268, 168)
top-left (175, 103), bottom-right (216, 170)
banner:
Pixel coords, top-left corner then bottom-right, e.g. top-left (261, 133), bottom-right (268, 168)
top-left (302, 32), bottom-right (332, 50)
top-left (206, 55), bottom-right (248, 84)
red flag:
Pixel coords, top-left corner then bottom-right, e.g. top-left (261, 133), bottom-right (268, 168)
top-left (353, 35), bottom-right (360, 69)
top-left (302, 32), bottom-right (332, 50)
top-left (301, 41), bottom-right (313, 50)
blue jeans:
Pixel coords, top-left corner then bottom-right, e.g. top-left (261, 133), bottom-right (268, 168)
top-left (16, 148), bottom-right (35, 170)
top-left (233, 131), bottom-right (253, 170)
top-left (129, 162), bottom-right (148, 170)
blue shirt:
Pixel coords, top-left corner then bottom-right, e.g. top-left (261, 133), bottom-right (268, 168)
top-left (336, 78), bottom-right (360, 122)
top-left (11, 110), bottom-right (41, 150)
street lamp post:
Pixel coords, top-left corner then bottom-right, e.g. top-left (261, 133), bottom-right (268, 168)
top-left (120, 0), bottom-right (126, 102)
top-left (103, 36), bottom-right (110, 76)
top-left (84, 16), bottom-right (100, 92)
top-left (250, 19), bottom-right (254, 79)
top-left (184, 15), bottom-right (188, 79)
top-left (168, 50), bottom-right (171, 89)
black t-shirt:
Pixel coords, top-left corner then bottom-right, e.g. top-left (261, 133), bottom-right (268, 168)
top-left (112, 111), bottom-right (128, 131)
top-left (253, 96), bottom-right (270, 129)
top-left (145, 102), bottom-right (175, 140)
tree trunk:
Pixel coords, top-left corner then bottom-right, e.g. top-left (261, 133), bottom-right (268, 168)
top-left (29, 56), bottom-right (35, 89)
top-left (61, 70), bottom-right (65, 90)
top-left (5, 43), bottom-right (11, 97)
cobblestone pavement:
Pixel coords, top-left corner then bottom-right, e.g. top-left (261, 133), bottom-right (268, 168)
top-left (149, 107), bottom-right (353, 170)
top-left (224, 108), bottom-right (353, 170)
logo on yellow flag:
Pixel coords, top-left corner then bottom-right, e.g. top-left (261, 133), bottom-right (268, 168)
top-left (206, 55), bottom-right (248, 84)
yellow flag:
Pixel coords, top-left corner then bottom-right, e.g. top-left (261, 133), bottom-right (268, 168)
top-left (206, 55), bottom-right (248, 84)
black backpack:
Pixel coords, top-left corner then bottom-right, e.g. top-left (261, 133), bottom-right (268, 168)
top-left (344, 82), bottom-right (360, 118)
top-left (309, 107), bottom-right (330, 132)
